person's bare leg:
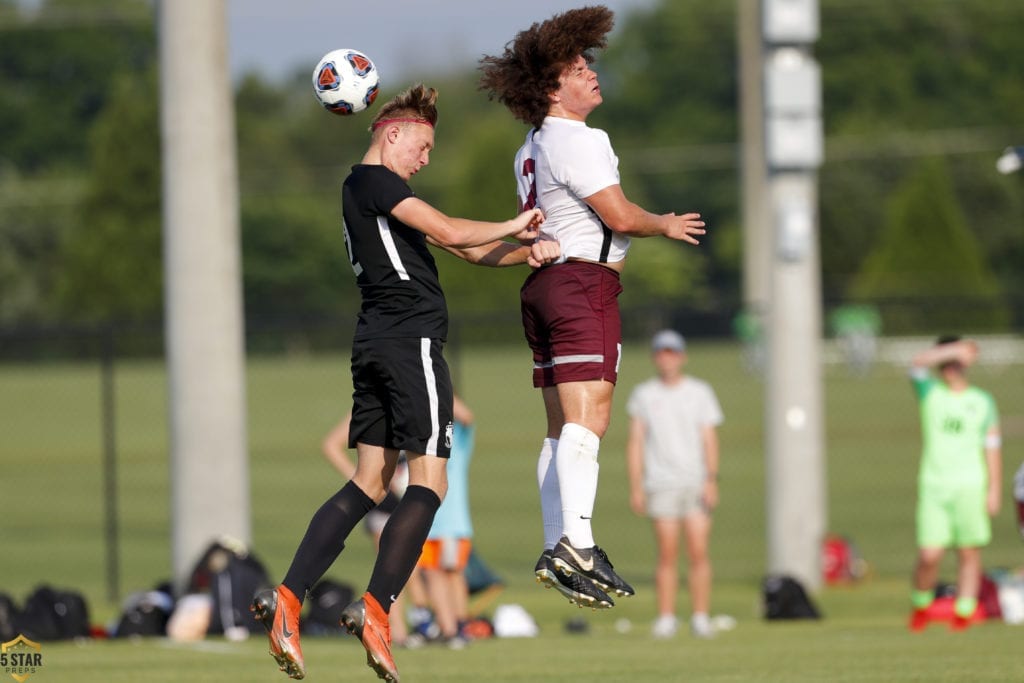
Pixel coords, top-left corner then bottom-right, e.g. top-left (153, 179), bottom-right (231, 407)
top-left (653, 518), bottom-right (681, 618)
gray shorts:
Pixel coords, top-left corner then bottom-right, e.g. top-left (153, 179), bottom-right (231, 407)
top-left (647, 487), bottom-right (706, 520)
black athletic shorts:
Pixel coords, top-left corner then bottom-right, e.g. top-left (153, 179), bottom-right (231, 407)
top-left (349, 337), bottom-right (454, 458)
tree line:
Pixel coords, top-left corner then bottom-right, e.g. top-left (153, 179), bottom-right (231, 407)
top-left (1, 0), bottom-right (1022, 334)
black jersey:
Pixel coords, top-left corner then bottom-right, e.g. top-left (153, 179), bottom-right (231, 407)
top-left (341, 164), bottom-right (448, 341)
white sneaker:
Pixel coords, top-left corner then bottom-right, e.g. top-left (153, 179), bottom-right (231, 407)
top-left (690, 613), bottom-right (715, 639)
top-left (651, 614), bottom-right (678, 639)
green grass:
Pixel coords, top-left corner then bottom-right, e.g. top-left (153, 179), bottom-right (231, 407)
top-left (2, 342), bottom-right (1024, 682)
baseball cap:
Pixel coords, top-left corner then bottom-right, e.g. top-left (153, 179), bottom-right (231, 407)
top-left (651, 329), bottom-right (686, 353)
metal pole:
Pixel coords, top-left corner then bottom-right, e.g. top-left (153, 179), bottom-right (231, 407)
top-left (159, 0), bottom-right (251, 591)
top-left (101, 324), bottom-right (120, 602)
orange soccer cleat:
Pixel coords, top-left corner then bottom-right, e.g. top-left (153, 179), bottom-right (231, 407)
top-left (341, 593), bottom-right (400, 682)
top-left (252, 585), bottom-right (306, 679)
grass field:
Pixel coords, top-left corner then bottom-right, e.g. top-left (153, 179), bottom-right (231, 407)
top-left (2, 341), bottom-right (1023, 682)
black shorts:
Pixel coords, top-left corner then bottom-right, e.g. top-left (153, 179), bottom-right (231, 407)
top-left (349, 337), bottom-right (454, 457)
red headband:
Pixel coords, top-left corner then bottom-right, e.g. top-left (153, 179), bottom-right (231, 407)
top-left (372, 117), bottom-right (434, 131)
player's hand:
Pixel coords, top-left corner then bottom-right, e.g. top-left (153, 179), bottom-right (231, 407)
top-left (527, 239), bottom-right (561, 268)
top-left (511, 208), bottom-right (545, 241)
top-left (987, 485), bottom-right (1001, 517)
top-left (664, 212), bottom-right (705, 245)
top-left (629, 488), bottom-right (646, 516)
top-left (702, 480), bottom-right (719, 512)
top-left (959, 339), bottom-right (979, 367)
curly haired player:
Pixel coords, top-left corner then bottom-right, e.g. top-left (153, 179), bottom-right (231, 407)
top-left (479, 6), bottom-right (706, 609)
top-left (252, 84), bottom-right (557, 682)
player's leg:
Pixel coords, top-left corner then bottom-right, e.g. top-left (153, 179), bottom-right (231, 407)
top-left (549, 379), bottom-right (633, 597)
top-left (554, 378), bottom-right (614, 547)
top-left (949, 486), bottom-right (991, 630)
top-left (951, 546), bottom-right (982, 630)
top-left (420, 539), bottom-right (469, 647)
top-left (536, 386), bottom-right (564, 562)
top-left (343, 452), bottom-right (445, 682)
top-left (252, 443), bottom-right (390, 679)
top-left (651, 514), bottom-right (682, 638)
top-left (682, 506), bottom-right (714, 637)
top-left (523, 263), bottom-right (629, 601)
top-left (909, 489), bottom-right (952, 631)
top-left (909, 546), bottom-right (944, 631)
top-left (531, 386), bottom-right (614, 608)
top-left (912, 547), bottom-right (944, 595)
top-left (283, 443), bottom-right (395, 600)
top-left (448, 552), bottom-right (471, 637)
top-left (342, 337), bottom-right (451, 681)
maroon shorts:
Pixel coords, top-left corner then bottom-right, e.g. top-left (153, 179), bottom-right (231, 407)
top-left (520, 261), bottom-right (623, 388)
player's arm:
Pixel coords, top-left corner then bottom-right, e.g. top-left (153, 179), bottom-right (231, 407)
top-left (910, 339), bottom-right (978, 370)
top-left (584, 184), bottom-right (705, 244)
top-left (390, 196), bottom-right (543, 248)
top-left (322, 411), bottom-right (356, 480)
top-left (985, 426), bottom-right (1002, 516)
top-left (431, 236), bottom-right (560, 268)
top-left (626, 416), bottom-right (647, 516)
top-left (453, 394), bottom-right (474, 426)
top-left (1013, 461), bottom-right (1024, 539)
top-left (701, 423), bottom-right (720, 511)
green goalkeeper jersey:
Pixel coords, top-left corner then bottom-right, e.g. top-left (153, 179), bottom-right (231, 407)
top-left (912, 373), bottom-right (998, 491)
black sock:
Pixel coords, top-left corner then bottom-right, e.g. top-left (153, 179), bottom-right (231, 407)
top-left (366, 484), bottom-right (441, 613)
top-left (282, 480), bottom-right (376, 603)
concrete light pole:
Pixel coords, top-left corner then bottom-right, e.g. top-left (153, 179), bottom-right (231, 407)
top-left (761, 0), bottom-right (826, 591)
top-left (159, 0), bottom-right (251, 590)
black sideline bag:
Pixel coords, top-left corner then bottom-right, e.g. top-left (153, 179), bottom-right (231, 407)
top-left (19, 586), bottom-right (90, 640)
top-left (763, 574), bottom-right (822, 620)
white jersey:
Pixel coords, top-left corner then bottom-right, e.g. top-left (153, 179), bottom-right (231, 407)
top-left (514, 116), bottom-right (630, 264)
top-left (626, 375), bottom-right (723, 492)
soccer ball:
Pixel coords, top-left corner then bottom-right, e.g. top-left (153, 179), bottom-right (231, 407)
top-left (312, 48), bottom-right (380, 115)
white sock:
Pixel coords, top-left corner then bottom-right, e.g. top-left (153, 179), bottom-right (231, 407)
top-left (536, 438), bottom-right (562, 550)
top-left (556, 423), bottom-right (599, 548)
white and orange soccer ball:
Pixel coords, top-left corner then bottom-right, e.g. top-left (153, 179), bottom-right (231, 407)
top-left (312, 48), bottom-right (380, 115)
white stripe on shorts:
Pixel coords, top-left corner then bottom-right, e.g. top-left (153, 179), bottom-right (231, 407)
top-left (533, 353), bottom-right (604, 369)
top-left (421, 337), bottom-right (440, 455)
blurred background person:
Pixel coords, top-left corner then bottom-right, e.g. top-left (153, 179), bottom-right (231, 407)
top-left (1015, 461), bottom-right (1024, 540)
top-left (414, 395), bottom-right (476, 648)
top-left (907, 336), bottom-right (1002, 632)
top-left (626, 330), bottom-right (723, 639)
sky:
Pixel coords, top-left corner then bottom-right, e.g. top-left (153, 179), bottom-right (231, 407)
top-left (226, 0), bottom-right (657, 85)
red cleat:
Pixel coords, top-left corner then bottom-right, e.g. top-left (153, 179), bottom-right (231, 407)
top-left (341, 593), bottom-right (400, 682)
top-left (908, 608), bottom-right (930, 632)
top-left (949, 614), bottom-right (972, 632)
top-left (252, 585), bottom-right (306, 679)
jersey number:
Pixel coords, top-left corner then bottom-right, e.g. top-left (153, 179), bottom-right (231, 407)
top-left (942, 416), bottom-right (964, 434)
top-left (342, 220), bottom-right (363, 276)
top-left (520, 158), bottom-right (537, 211)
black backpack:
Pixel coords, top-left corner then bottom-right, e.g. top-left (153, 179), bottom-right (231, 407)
top-left (301, 578), bottom-right (355, 636)
top-left (763, 574), bottom-right (822, 620)
top-left (199, 545), bottom-right (272, 635)
top-left (112, 587), bottom-right (175, 638)
top-left (0, 593), bottom-right (21, 641)
top-left (18, 585), bottom-right (91, 640)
